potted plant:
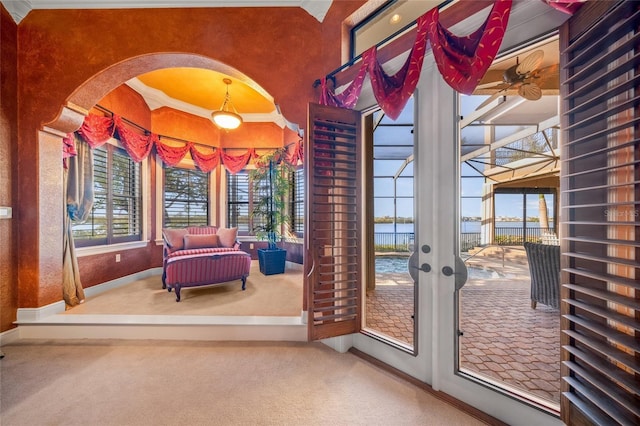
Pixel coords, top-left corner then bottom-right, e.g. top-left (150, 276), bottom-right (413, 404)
top-left (249, 148), bottom-right (294, 275)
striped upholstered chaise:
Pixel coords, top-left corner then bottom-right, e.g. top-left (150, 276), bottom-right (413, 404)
top-left (162, 226), bottom-right (251, 302)
top-left (523, 242), bottom-right (560, 309)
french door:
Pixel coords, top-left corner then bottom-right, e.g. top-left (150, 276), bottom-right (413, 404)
top-left (348, 61), bottom-right (561, 425)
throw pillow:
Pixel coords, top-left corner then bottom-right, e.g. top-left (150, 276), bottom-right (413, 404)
top-left (217, 227), bottom-right (238, 248)
top-left (163, 228), bottom-right (188, 251)
top-left (183, 234), bottom-right (220, 250)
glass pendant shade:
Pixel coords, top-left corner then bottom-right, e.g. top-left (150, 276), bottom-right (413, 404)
top-left (211, 110), bottom-right (242, 130)
top-left (212, 78), bottom-right (243, 130)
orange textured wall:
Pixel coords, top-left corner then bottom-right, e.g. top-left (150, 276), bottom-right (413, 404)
top-left (221, 122), bottom-right (286, 149)
top-left (97, 85), bottom-right (152, 129)
top-left (13, 2), bottom-right (365, 310)
top-left (1, 5), bottom-right (18, 333)
top-left (151, 107), bottom-right (220, 146)
top-left (78, 243), bottom-right (163, 288)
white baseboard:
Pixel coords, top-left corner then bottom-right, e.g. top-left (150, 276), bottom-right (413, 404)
top-left (16, 301), bottom-right (66, 322)
top-left (17, 323), bottom-right (307, 342)
top-left (0, 327), bottom-right (20, 346)
top-left (321, 334), bottom-right (354, 353)
top-left (16, 267), bottom-right (163, 324)
top-left (83, 267), bottom-right (162, 298)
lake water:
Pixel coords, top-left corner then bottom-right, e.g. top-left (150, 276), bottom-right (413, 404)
top-left (376, 221), bottom-right (543, 233)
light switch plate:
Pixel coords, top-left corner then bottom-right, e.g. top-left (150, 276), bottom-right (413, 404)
top-left (0, 207), bottom-right (12, 219)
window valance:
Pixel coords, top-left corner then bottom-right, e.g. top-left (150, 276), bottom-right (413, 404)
top-left (317, 0), bottom-right (584, 119)
top-left (318, 0), bottom-right (516, 119)
top-left (63, 113), bottom-right (303, 174)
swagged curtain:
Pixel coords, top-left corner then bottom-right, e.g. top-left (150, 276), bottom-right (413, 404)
top-left (318, 0), bottom-right (512, 118)
top-left (541, 0), bottom-right (586, 15)
top-left (65, 113), bottom-right (304, 174)
top-left (318, 0), bottom-right (583, 118)
top-left (62, 133), bottom-right (93, 306)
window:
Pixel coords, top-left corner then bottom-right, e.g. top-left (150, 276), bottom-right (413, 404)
top-left (227, 167), bottom-right (303, 236)
top-left (291, 167), bottom-right (304, 235)
top-left (73, 144), bottom-right (142, 246)
top-left (227, 170), bottom-right (251, 233)
top-left (163, 166), bottom-right (209, 228)
top-left (350, 1), bottom-right (437, 59)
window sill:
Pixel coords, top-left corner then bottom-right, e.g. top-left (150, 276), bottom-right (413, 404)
top-left (76, 241), bottom-right (149, 257)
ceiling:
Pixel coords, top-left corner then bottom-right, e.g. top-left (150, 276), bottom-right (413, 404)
top-left (467, 36), bottom-right (560, 127)
top-left (126, 69), bottom-right (285, 126)
top-left (0, 0), bottom-right (334, 129)
top-left (5, 0), bottom-right (562, 138)
top-left (1, 0), bottom-right (333, 24)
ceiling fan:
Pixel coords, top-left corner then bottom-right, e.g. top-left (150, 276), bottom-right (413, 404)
top-left (474, 50), bottom-right (558, 110)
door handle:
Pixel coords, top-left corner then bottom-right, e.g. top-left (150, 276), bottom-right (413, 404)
top-left (441, 256), bottom-right (468, 290)
top-left (407, 250), bottom-right (431, 282)
top-left (441, 266), bottom-right (458, 276)
top-left (414, 263), bottom-right (431, 273)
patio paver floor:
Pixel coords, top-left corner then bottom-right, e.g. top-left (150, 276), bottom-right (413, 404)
top-left (365, 249), bottom-right (560, 405)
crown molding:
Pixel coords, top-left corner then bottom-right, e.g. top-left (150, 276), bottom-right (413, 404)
top-left (1, 0), bottom-right (333, 24)
top-left (300, 0), bottom-right (331, 23)
top-left (2, 1), bottom-right (31, 24)
top-left (125, 78), bottom-right (287, 128)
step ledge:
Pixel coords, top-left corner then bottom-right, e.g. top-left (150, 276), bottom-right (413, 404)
top-left (16, 314), bottom-right (304, 326)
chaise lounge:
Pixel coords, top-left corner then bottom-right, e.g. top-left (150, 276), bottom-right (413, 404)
top-left (162, 226), bottom-right (252, 302)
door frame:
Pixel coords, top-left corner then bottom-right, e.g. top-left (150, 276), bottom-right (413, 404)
top-left (347, 58), bottom-right (562, 425)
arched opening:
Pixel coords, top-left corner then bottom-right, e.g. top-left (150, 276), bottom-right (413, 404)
top-left (37, 52), bottom-right (304, 320)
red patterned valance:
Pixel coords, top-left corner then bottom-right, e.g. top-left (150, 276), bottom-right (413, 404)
top-left (221, 148), bottom-right (256, 174)
top-left (156, 138), bottom-right (193, 167)
top-left (113, 115), bottom-right (155, 163)
top-left (428, 0), bottom-right (510, 96)
top-left (189, 145), bottom-right (220, 173)
top-left (77, 114), bottom-right (115, 148)
top-left (283, 138), bottom-right (303, 165)
top-left (319, 0), bottom-right (512, 118)
top-left (62, 133), bottom-right (77, 169)
top-left (63, 113), bottom-right (303, 174)
top-left (541, 0), bottom-right (585, 15)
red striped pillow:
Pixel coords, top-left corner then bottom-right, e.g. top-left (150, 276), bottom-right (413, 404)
top-left (163, 228), bottom-right (187, 251)
top-left (183, 234), bottom-right (220, 250)
top-left (216, 227), bottom-right (238, 248)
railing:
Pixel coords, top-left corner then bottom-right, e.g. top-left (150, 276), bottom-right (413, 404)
top-left (374, 232), bottom-right (414, 252)
top-left (461, 233), bottom-right (482, 252)
top-left (494, 227), bottom-right (556, 245)
top-left (375, 228), bottom-right (555, 253)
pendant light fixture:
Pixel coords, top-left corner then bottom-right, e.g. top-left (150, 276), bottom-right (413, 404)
top-left (211, 78), bottom-right (243, 130)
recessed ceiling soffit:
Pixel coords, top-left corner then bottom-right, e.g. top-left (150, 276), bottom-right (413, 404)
top-left (126, 78), bottom-right (289, 129)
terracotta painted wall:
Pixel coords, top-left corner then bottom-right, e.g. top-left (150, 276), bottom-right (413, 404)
top-left (12, 2), bottom-right (365, 316)
top-left (98, 85), bottom-right (152, 129)
top-left (1, 5), bottom-right (18, 333)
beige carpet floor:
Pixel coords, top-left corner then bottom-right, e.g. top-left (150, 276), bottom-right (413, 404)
top-left (64, 261), bottom-right (303, 317)
top-left (0, 339), bottom-right (487, 426)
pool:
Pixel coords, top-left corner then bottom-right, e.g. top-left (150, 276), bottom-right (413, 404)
top-left (376, 256), bottom-right (505, 279)
top-left (375, 256), bottom-right (409, 273)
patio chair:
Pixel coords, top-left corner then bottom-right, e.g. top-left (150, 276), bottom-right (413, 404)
top-left (523, 242), bottom-right (560, 309)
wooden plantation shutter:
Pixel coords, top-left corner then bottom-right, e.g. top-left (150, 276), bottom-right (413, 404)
top-left (560, 1), bottom-right (640, 425)
top-left (306, 103), bottom-right (362, 341)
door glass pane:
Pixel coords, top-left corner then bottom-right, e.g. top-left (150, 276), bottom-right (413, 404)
top-left (365, 98), bottom-right (416, 350)
top-left (456, 39), bottom-right (561, 411)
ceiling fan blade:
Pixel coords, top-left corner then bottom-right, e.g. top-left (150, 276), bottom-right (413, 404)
top-left (475, 80), bottom-right (505, 90)
top-left (518, 83), bottom-right (542, 101)
top-left (532, 63), bottom-right (559, 80)
top-left (516, 50), bottom-right (544, 75)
